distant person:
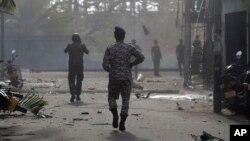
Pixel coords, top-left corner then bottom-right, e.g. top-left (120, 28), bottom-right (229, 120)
top-left (151, 40), bottom-right (162, 76)
top-left (191, 35), bottom-right (202, 75)
top-left (64, 33), bottom-right (89, 102)
top-left (131, 39), bottom-right (142, 79)
top-left (103, 27), bottom-right (144, 131)
top-left (176, 39), bottom-right (184, 76)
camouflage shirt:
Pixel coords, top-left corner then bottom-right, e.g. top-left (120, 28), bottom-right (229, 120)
top-left (103, 41), bottom-right (144, 80)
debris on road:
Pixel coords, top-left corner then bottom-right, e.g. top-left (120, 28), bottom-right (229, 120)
top-left (91, 123), bottom-right (111, 126)
top-left (191, 131), bottom-right (225, 141)
top-left (176, 102), bottom-right (184, 111)
top-left (97, 111), bottom-right (102, 114)
top-left (146, 80), bottom-right (165, 83)
top-left (137, 74), bottom-right (145, 82)
top-left (135, 92), bottom-right (151, 99)
top-left (132, 81), bottom-right (143, 90)
top-left (73, 118), bottom-right (88, 122)
top-left (81, 112), bottom-right (89, 115)
top-left (131, 113), bottom-right (141, 117)
top-left (88, 88), bottom-right (96, 91)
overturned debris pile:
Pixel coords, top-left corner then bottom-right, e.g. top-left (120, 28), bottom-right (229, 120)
top-left (18, 90), bottom-right (48, 115)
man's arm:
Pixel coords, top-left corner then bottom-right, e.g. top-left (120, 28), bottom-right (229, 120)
top-left (102, 48), bottom-right (111, 72)
top-left (151, 47), bottom-right (155, 60)
top-left (64, 44), bottom-right (70, 53)
top-left (82, 44), bottom-right (89, 54)
top-left (131, 47), bottom-right (145, 66)
top-left (158, 46), bottom-right (162, 59)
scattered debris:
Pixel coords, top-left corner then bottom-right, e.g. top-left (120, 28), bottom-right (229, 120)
top-left (137, 74), bottom-right (145, 82)
top-left (81, 112), bottom-right (89, 115)
top-left (73, 118), bottom-right (88, 122)
top-left (135, 92), bottom-right (151, 99)
top-left (97, 111), bottom-right (102, 114)
top-left (191, 131), bottom-right (225, 141)
top-left (36, 114), bottom-right (53, 119)
top-left (65, 123), bottom-right (74, 126)
top-left (92, 123), bottom-right (111, 126)
top-left (176, 102), bottom-right (184, 111)
top-left (131, 113), bottom-right (141, 117)
top-left (18, 91), bottom-right (48, 115)
top-left (132, 81), bottom-right (143, 90)
top-left (146, 80), bottom-right (165, 83)
top-left (88, 88), bottom-right (96, 91)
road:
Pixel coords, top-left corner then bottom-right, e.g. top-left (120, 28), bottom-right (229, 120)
top-left (0, 71), bottom-right (247, 141)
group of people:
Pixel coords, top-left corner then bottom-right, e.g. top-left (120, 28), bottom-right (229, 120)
top-left (64, 27), bottom-right (204, 131)
top-left (64, 27), bottom-right (144, 131)
top-left (175, 35), bottom-right (203, 77)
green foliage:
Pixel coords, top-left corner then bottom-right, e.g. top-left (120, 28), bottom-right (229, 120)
top-left (243, 0), bottom-right (250, 10)
top-left (0, 0), bottom-right (16, 11)
top-left (18, 90), bottom-right (48, 115)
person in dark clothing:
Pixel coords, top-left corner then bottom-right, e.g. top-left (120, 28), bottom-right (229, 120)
top-left (151, 40), bottom-right (162, 76)
top-left (131, 39), bottom-right (142, 79)
top-left (103, 27), bottom-right (144, 131)
top-left (176, 39), bottom-right (184, 76)
top-left (191, 35), bottom-right (202, 75)
top-left (64, 33), bottom-right (89, 102)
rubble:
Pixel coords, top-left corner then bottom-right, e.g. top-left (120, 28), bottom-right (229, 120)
top-left (81, 112), bottom-right (89, 115)
top-left (191, 131), bottom-right (225, 141)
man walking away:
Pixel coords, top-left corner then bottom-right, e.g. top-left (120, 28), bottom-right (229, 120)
top-left (103, 27), bottom-right (144, 131)
top-left (131, 39), bottom-right (142, 79)
top-left (64, 33), bottom-right (89, 102)
top-left (176, 39), bottom-right (184, 76)
top-left (151, 40), bottom-right (162, 77)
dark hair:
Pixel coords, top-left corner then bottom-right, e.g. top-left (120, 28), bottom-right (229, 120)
top-left (72, 33), bottom-right (81, 43)
top-left (114, 26), bottom-right (125, 41)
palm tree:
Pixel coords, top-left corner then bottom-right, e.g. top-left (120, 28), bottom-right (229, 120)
top-left (0, 0), bottom-right (16, 11)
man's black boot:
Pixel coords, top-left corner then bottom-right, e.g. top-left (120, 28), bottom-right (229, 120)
top-left (119, 114), bottom-right (127, 131)
top-left (76, 95), bottom-right (81, 101)
top-left (70, 95), bottom-right (75, 102)
top-left (110, 108), bottom-right (118, 128)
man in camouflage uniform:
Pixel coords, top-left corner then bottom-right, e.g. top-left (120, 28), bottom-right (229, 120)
top-left (103, 27), bottom-right (144, 131)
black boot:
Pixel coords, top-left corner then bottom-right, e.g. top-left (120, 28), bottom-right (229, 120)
top-left (70, 95), bottom-right (75, 102)
top-left (76, 95), bottom-right (81, 101)
top-left (110, 108), bottom-right (119, 128)
top-left (119, 114), bottom-right (127, 131)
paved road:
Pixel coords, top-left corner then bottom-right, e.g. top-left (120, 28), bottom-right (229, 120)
top-left (0, 71), bottom-right (247, 141)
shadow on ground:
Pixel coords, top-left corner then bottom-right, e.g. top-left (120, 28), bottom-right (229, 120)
top-left (106, 130), bottom-right (150, 141)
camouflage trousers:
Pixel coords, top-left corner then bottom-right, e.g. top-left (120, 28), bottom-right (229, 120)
top-left (108, 80), bottom-right (132, 116)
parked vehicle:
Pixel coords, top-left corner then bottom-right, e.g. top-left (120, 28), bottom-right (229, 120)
top-left (221, 51), bottom-right (250, 118)
top-left (0, 49), bottom-right (23, 89)
top-left (0, 88), bottom-right (27, 113)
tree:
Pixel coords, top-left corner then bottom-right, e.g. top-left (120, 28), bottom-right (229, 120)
top-left (0, 0), bottom-right (16, 11)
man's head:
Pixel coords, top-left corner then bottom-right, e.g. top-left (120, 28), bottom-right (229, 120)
top-left (114, 26), bottom-right (126, 41)
top-left (132, 39), bottom-right (136, 44)
top-left (72, 33), bottom-right (81, 43)
top-left (179, 39), bottom-right (183, 44)
top-left (154, 40), bottom-right (158, 45)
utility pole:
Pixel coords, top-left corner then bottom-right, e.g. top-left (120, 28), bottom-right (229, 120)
top-left (184, 0), bottom-right (192, 87)
top-left (0, 12), bottom-right (4, 80)
top-left (213, 0), bottom-right (222, 113)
